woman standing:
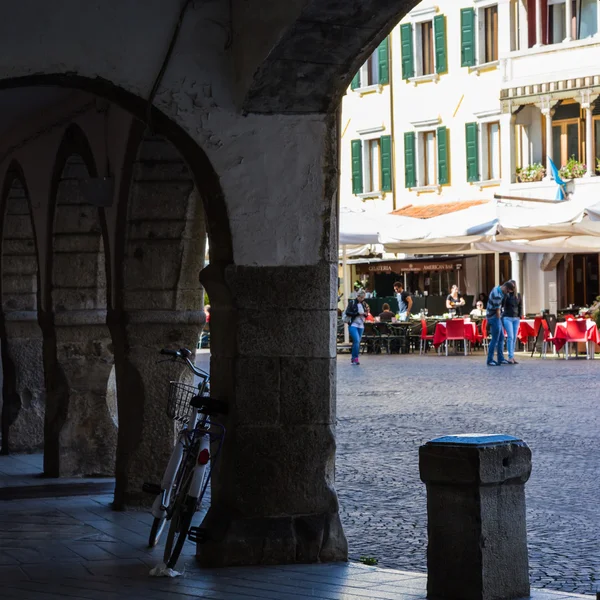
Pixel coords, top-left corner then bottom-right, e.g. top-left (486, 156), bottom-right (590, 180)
top-left (348, 290), bottom-right (366, 365)
top-left (446, 284), bottom-right (466, 316)
top-left (502, 281), bottom-right (522, 364)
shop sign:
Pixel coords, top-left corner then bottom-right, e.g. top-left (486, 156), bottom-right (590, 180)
top-left (364, 261), bottom-right (462, 273)
top-left (402, 263), bottom-right (461, 272)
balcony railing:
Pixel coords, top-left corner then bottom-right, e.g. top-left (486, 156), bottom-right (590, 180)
top-left (501, 37), bottom-right (600, 90)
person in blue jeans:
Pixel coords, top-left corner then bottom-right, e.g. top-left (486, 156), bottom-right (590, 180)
top-left (348, 290), bottom-right (366, 365)
top-left (486, 280), bottom-right (515, 366)
top-left (502, 281), bottom-right (522, 364)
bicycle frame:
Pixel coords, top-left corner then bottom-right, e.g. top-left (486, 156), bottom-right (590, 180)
top-left (151, 403), bottom-right (225, 519)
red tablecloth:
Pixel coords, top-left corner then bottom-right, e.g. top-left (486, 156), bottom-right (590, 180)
top-left (433, 321), bottom-right (478, 348)
top-left (552, 319), bottom-right (600, 352)
top-left (517, 317), bottom-right (543, 344)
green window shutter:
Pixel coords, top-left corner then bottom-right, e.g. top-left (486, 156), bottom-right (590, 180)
top-left (351, 139), bottom-right (363, 194)
top-left (434, 15), bottom-right (447, 74)
top-left (465, 122), bottom-right (479, 182)
top-left (351, 71), bottom-right (361, 90)
top-left (437, 126), bottom-right (449, 185)
top-left (404, 132), bottom-right (416, 188)
top-left (400, 24), bottom-right (414, 80)
top-left (378, 37), bottom-right (390, 85)
top-left (380, 135), bottom-right (393, 191)
top-left (461, 8), bottom-right (476, 67)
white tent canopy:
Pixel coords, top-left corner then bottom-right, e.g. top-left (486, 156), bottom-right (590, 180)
top-left (339, 207), bottom-right (382, 246)
top-left (379, 197), bottom-right (600, 254)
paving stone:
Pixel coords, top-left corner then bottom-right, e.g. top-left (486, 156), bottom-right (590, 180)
top-left (336, 353), bottom-right (600, 596)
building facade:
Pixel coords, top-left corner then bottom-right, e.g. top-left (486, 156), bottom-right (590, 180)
top-left (340, 0), bottom-right (600, 313)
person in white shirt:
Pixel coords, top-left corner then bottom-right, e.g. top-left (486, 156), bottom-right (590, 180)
top-left (470, 300), bottom-right (486, 318)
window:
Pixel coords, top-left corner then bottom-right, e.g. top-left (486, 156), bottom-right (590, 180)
top-left (351, 136), bottom-right (393, 194)
top-left (364, 139), bottom-right (381, 192)
top-left (404, 126), bottom-right (448, 188)
top-left (539, 0), bottom-right (598, 45)
top-left (484, 5), bottom-right (499, 62)
top-left (421, 21), bottom-right (435, 75)
top-left (461, 5), bottom-right (499, 68)
top-left (487, 122), bottom-right (501, 179)
top-left (548, 0), bottom-right (567, 44)
top-left (400, 14), bottom-right (447, 80)
top-left (422, 131), bottom-right (437, 185)
top-left (594, 118), bottom-right (600, 173)
top-left (351, 38), bottom-right (389, 90)
top-left (552, 120), bottom-right (580, 166)
top-left (465, 121), bottom-right (501, 182)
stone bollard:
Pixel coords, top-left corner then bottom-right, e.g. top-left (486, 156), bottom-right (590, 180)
top-left (419, 434), bottom-right (532, 600)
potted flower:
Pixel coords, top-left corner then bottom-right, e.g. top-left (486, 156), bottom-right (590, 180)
top-left (559, 156), bottom-right (586, 179)
top-left (515, 163), bottom-right (545, 182)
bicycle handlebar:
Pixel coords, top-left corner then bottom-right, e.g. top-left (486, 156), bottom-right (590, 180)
top-left (159, 347), bottom-right (209, 379)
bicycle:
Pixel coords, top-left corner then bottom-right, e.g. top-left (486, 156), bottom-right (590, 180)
top-left (142, 347), bottom-right (227, 569)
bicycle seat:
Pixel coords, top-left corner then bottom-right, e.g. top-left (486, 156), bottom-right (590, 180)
top-left (190, 396), bottom-right (228, 416)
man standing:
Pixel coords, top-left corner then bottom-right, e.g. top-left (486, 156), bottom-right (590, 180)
top-left (393, 282), bottom-right (413, 322)
top-left (486, 280), bottom-right (515, 366)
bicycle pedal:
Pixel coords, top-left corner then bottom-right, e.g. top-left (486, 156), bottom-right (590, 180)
top-left (142, 482), bottom-right (162, 495)
top-left (188, 527), bottom-right (210, 544)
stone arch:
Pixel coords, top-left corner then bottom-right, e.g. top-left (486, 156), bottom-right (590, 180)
top-left (109, 124), bottom-right (208, 507)
top-left (0, 160), bottom-right (45, 454)
top-left (43, 123), bottom-right (117, 477)
top-left (0, 74), bottom-right (232, 264)
top-left (241, 0), bottom-right (421, 113)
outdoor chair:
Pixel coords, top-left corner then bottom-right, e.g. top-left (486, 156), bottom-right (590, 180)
top-left (445, 319), bottom-right (468, 356)
top-left (419, 319), bottom-right (434, 355)
top-left (373, 322), bottom-right (392, 354)
top-left (360, 323), bottom-right (380, 354)
top-left (538, 318), bottom-right (558, 359)
top-left (481, 319), bottom-right (490, 353)
top-left (564, 319), bottom-right (590, 360)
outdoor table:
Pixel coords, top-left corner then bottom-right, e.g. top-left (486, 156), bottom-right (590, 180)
top-left (552, 318), bottom-right (600, 359)
top-left (433, 320), bottom-right (478, 349)
top-left (517, 317), bottom-right (543, 345)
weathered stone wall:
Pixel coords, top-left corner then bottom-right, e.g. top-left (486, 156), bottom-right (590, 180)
top-left (111, 132), bottom-right (206, 507)
top-left (45, 154), bottom-right (117, 477)
top-left (1, 179), bottom-right (44, 454)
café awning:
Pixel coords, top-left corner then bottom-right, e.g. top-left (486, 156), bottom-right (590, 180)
top-left (380, 197), bottom-right (600, 254)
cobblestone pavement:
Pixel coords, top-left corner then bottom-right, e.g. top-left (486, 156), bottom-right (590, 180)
top-left (336, 352), bottom-right (600, 596)
top-left (0, 490), bottom-right (590, 600)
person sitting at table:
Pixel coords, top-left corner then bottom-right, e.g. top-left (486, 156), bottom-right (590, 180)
top-left (364, 303), bottom-right (375, 322)
top-left (446, 285), bottom-right (466, 315)
top-left (379, 303), bottom-right (395, 323)
top-left (470, 300), bottom-right (486, 318)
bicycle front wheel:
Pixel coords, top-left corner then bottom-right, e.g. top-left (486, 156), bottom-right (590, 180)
top-left (148, 516), bottom-right (168, 548)
top-left (163, 495), bottom-right (196, 569)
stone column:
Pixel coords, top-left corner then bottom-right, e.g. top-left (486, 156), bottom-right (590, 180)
top-left (110, 311), bottom-right (203, 507)
top-left (510, 252), bottom-right (522, 295)
top-left (195, 262), bottom-right (347, 567)
top-left (564, 0), bottom-right (573, 41)
top-left (1, 313), bottom-right (45, 454)
top-left (535, 0), bottom-right (543, 46)
top-left (48, 311), bottom-right (117, 477)
top-left (582, 97), bottom-right (595, 177)
top-left (420, 434), bottom-right (532, 600)
top-left (500, 112), bottom-right (516, 183)
top-left (542, 104), bottom-right (555, 180)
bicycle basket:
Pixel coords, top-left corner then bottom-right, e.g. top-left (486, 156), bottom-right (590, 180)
top-left (167, 381), bottom-right (199, 422)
